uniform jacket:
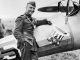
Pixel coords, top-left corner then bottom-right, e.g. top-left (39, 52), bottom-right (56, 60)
top-left (14, 14), bottom-right (51, 48)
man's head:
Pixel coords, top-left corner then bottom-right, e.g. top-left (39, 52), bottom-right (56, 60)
top-left (25, 1), bottom-right (36, 15)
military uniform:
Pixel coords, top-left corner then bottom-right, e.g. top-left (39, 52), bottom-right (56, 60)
top-left (14, 13), bottom-right (51, 60)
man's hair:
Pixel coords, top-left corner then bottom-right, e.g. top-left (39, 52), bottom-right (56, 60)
top-left (27, 1), bottom-right (36, 7)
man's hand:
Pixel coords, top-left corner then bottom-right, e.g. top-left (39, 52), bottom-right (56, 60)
top-left (47, 21), bottom-right (52, 25)
top-left (44, 19), bottom-right (52, 25)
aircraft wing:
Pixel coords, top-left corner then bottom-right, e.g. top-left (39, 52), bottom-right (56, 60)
top-left (0, 35), bottom-right (20, 59)
top-left (34, 25), bottom-right (72, 57)
top-left (38, 37), bottom-right (72, 57)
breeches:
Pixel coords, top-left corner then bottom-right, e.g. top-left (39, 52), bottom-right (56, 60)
top-left (20, 42), bottom-right (38, 60)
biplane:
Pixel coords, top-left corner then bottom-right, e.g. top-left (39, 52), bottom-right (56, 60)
top-left (0, 0), bottom-right (80, 60)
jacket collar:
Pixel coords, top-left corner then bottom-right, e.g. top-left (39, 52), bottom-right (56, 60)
top-left (24, 13), bottom-right (31, 18)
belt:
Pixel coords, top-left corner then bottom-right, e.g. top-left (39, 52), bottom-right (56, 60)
top-left (23, 31), bottom-right (34, 46)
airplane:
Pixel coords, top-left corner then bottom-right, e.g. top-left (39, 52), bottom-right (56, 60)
top-left (0, 0), bottom-right (80, 60)
top-left (37, 0), bottom-right (80, 57)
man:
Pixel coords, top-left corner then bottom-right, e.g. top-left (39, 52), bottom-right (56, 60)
top-left (14, 1), bottom-right (52, 60)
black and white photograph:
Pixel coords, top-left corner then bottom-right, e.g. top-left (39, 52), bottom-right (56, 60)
top-left (0, 0), bottom-right (80, 60)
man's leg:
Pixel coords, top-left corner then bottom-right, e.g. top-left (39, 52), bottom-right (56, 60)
top-left (31, 40), bottom-right (38, 60)
top-left (31, 51), bottom-right (38, 60)
top-left (21, 42), bottom-right (32, 60)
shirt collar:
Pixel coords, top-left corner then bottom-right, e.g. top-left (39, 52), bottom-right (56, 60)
top-left (24, 13), bottom-right (31, 18)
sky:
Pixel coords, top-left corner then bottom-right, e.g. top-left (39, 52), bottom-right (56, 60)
top-left (0, 0), bottom-right (79, 20)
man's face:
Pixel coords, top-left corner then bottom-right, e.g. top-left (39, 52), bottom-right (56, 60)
top-left (26, 4), bottom-right (35, 15)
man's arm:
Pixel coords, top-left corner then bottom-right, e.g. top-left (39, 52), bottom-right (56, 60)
top-left (34, 19), bottom-right (52, 27)
top-left (14, 16), bottom-right (24, 42)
